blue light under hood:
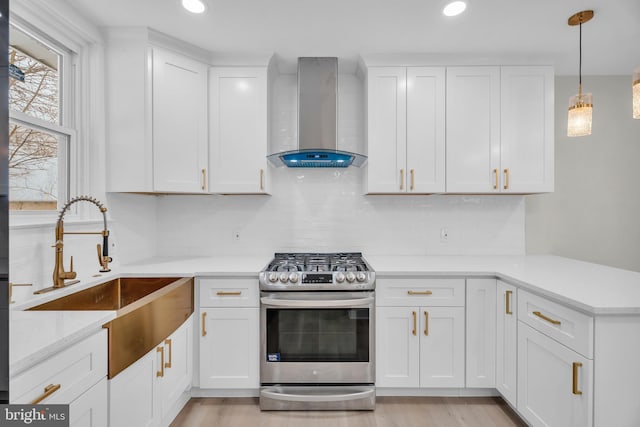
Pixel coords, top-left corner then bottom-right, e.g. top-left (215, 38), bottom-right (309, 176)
top-left (281, 151), bottom-right (353, 168)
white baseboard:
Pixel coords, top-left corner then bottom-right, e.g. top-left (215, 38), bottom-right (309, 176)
top-left (190, 388), bottom-right (260, 398)
top-left (376, 387), bottom-right (500, 397)
top-left (159, 390), bottom-right (191, 427)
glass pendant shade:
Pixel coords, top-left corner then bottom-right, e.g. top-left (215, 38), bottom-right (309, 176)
top-left (633, 68), bottom-right (640, 119)
top-left (567, 91), bottom-right (593, 137)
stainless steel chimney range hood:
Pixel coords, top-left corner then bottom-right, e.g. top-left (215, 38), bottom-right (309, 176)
top-left (267, 57), bottom-right (367, 168)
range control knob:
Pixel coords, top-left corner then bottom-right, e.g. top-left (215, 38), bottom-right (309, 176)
top-left (356, 272), bottom-right (367, 282)
top-left (268, 272), bottom-right (278, 283)
top-left (289, 273), bottom-right (299, 283)
top-left (346, 272), bottom-right (356, 283)
top-left (335, 272), bottom-right (346, 283)
top-left (279, 273), bottom-right (289, 283)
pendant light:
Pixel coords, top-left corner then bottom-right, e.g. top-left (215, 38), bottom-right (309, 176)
top-left (633, 68), bottom-right (640, 119)
top-left (567, 10), bottom-right (594, 137)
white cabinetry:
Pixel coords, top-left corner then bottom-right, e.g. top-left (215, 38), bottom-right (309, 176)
top-left (109, 316), bottom-right (193, 427)
top-left (106, 28), bottom-right (208, 193)
top-left (366, 67), bottom-right (445, 194)
top-left (209, 67), bottom-right (269, 194)
top-left (517, 290), bottom-right (593, 427)
top-left (466, 278), bottom-right (496, 388)
top-left (198, 277), bottom-right (259, 389)
top-left (376, 277), bottom-right (465, 388)
top-left (496, 280), bottom-right (517, 406)
top-left (11, 329), bottom-right (107, 425)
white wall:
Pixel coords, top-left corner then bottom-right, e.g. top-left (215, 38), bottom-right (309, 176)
top-left (526, 76), bottom-right (640, 272)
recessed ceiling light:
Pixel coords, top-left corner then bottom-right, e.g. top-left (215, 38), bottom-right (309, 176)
top-left (182, 0), bottom-right (206, 14)
top-left (442, 0), bottom-right (467, 17)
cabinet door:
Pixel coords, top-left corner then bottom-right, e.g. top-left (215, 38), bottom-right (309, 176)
top-left (496, 280), bottom-right (517, 406)
top-left (69, 377), bottom-right (107, 427)
top-left (419, 306), bottom-right (465, 388)
top-left (466, 278), bottom-right (496, 388)
top-left (518, 322), bottom-right (593, 427)
top-left (366, 67), bottom-right (407, 193)
top-left (159, 316), bottom-right (193, 420)
top-left (501, 66), bottom-right (554, 193)
top-left (209, 67), bottom-right (268, 194)
top-left (446, 67), bottom-right (501, 193)
top-left (109, 348), bottom-right (160, 427)
top-left (376, 307), bottom-right (420, 388)
top-left (199, 308), bottom-right (259, 389)
top-left (406, 67), bottom-right (446, 193)
top-left (152, 48), bottom-right (208, 192)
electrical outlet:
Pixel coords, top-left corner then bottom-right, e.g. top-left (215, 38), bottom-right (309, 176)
top-left (233, 230), bottom-right (241, 241)
top-left (440, 228), bottom-right (449, 242)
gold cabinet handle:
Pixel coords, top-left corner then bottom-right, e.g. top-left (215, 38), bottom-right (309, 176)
top-left (407, 290), bottom-right (433, 296)
top-left (30, 384), bottom-right (61, 404)
top-left (260, 169), bottom-right (264, 191)
top-left (424, 311), bottom-right (429, 336)
top-left (156, 346), bottom-right (165, 377)
top-left (217, 291), bottom-right (242, 296)
top-left (532, 310), bottom-right (561, 325)
top-left (164, 339), bottom-right (172, 369)
top-left (400, 169), bottom-right (405, 191)
top-left (572, 362), bottom-right (583, 395)
top-left (503, 168), bottom-right (510, 190)
top-left (493, 168), bottom-right (499, 190)
top-left (202, 312), bottom-right (207, 337)
top-left (201, 169), bottom-right (207, 191)
top-left (505, 290), bottom-right (513, 315)
top-left (412, 311), bottom-right (417, 336)
top-left (410, 169), bottom-right (415, 191)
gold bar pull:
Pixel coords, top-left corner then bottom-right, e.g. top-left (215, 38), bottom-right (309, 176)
top-left (407, 290), bottom-right (433, 296)
top-left (202, 312), bottom-right (207, 337)
top-left (503, 168), bottom-right (510, 190)
top-left (201, 169), bottom-right (207, 191)
top-left (156, 346), bottom-right (165, 377)
top-left (400, 169), bottom-right (405, 190)
top-left (410, 169), bottom-right (415, 191)
top-left (424, 311), bottom-right (429, 336)
top-left (260, 169), bottom-right (264, 191)
top-left (30, 384), bottom-right (61, 404)
top-left (412, 311), bottom-right (417, 336)
top-left (505, 290), bottom-right (513, 315)
top-left (532, 310), bottom-right (561, 325)
top-left (164, 339), bottom-right (172, 369)
top-left (493, 168), bottom-right (499, 190)
top-left (572, 362), bottom-right (583, 395)
top-left (217, 291), bottom-right (242, 296)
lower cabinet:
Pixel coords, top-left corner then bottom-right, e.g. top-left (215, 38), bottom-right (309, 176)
top-left (496, 280), bottom-right (517, 406)
top-left (517, 321), bottom-right (593, 427)
top-left (376, 306), bottom-right (464, 388)
top-left (466, 278), bottom-right (496, 388)
top-left (70, 377), bottom-right (108, 427)
top-left (109, 316), bottom-right (193, 427)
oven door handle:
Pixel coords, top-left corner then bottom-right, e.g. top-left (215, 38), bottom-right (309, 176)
top-left (260, 388), bottom-right (375, 403)
top-left (260, 296), bottom-right (374, 308)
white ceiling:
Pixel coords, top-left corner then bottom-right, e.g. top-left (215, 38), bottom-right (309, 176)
top-left (62, 0), bottom-right (639, 75)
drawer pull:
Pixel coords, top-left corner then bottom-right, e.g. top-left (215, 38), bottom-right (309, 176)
top-left (201, 169), bottom-right (207, 191)
top-left (505, 290), bottom-right (513, 315)
top-left (412, 311), bottom-right (417, 336)
top-left (202, 312), bottom-right (207, 337)
top-left (407, 290), bottom-right (433, 296)
top-left (216, 291), bottom-right (242, 296)
top-left (410, 169), bottom-right (415, 191)
top-left (31, 384), bottom-right (61, 404)
top-left (493, 168), bottom-right (499, 190)
top-left (424, 311), bottom-right (429, 336)
top-left (573, 362), bottom-right (583, 395)
top-left (503, 168), bottom-right (510, 190)
top-left (164, 339), bottom-right (172, 369)
top-left (157, 346), bottom-right (165, 377)
top-left (400, 169), bottom-right (405, 191)
top-left (532, 310), bottom-right (561, 325)
top-left (260, 169), bottom-right (264, 191)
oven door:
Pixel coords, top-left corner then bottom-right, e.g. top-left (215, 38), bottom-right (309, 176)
top-left (260, 291), bottom-right (375, 384)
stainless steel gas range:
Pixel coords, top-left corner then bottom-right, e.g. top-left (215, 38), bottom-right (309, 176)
top-left (258, 252), bottom-right (376, 410)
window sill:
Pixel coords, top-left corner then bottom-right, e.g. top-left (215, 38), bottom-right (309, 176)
top-left (10, 214), bottom-right (111, 230)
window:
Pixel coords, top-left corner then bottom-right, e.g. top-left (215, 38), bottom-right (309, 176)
top-left (9, 23), bottom-right (72, 211)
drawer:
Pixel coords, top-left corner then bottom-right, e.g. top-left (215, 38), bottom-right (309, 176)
top-left (518, 289), bottom-right (593, 359)
top-left (11, 329), bottom-right (107, 404)
top-left (376, 277), bottom-right (465, 307)
top-left (199, 277), bottom-right (259, 308)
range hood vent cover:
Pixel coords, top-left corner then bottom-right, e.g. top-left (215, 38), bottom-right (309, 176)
top-left (268, 57), bottom-right (367, 168)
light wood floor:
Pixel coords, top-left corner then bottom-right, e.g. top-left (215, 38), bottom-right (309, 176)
top-left (170, 397), bottom-right (527, 427)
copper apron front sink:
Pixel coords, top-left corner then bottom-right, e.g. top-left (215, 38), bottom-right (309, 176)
top-left (29, 277), bottom-right (194, 378)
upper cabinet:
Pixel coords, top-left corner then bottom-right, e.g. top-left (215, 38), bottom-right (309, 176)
top-left (365, 67), bottom-right (446, 194)
top-left (446, 65), bottom-right (554, 193)
top-left (105, 29), bottom-right (209, 193)
top-left (209, 67), bottom-right (269, 194)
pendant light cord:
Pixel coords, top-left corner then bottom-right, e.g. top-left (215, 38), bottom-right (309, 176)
top-left (579, 21), bottom-right (582, 88)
